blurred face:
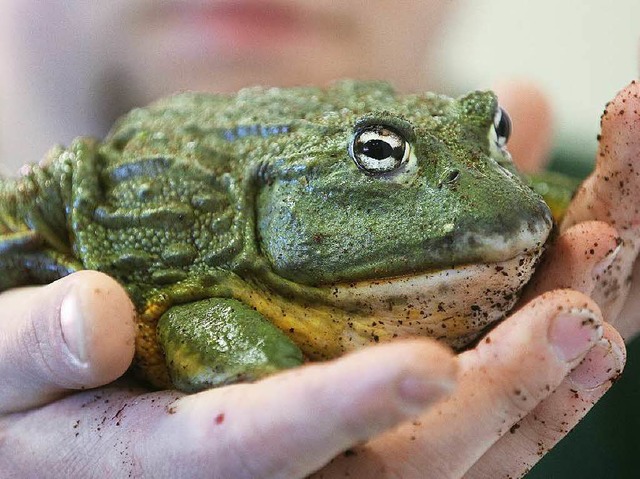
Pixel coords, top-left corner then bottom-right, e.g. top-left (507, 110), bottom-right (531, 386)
top-left (116, 1), bottom-right (451, 100)
top-left (1, 1), bottom-right (451, 105)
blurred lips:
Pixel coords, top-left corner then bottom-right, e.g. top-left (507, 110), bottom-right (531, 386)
top-left (144, 1), bottom-right (323, 53)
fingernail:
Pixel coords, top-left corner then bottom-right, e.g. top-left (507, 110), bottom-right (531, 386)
top-left (548, 309), bottom-right (603, 362)
top-left (592, 241), bottom-right (622, 278)
top-left (60, 290), bottom-right (88, 364)
top-left (397, 376), bottom-right (456, 413)
top-left (569, 339), bottom-right (625, 390)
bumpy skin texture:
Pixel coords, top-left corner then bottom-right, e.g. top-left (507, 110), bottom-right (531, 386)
top-left (0, 81), bottom-right (553, 391)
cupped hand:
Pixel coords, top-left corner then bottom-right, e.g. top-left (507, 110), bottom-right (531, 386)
top-left (559, 81), bottom-right (640, 339)
top-left (502, 79), bottom-right (640, 340)
top-left (1, 272), bottom-right (458, 477)
top-left (317, 289), bottom-right (623, 479)
top-left (0, 272), bottom-right (625, 478)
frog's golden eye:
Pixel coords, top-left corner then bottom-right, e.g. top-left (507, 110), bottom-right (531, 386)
top-left (349, 125), bottom-right (410, 174)
top-left (493, 107), bottom-right (512, 147)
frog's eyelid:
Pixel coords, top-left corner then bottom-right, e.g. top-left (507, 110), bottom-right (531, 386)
top-left (352, 116), bottom-right (416, 142)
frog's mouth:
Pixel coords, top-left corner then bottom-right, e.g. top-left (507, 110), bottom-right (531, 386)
top-left (319, 245), bottom-right (545, 350)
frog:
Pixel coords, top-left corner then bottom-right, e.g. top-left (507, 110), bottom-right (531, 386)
top-left (0, 80), bottom-right (554, 392)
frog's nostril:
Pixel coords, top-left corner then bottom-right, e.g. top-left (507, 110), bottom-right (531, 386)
top-left (446, 170), bottom-right (461, 184)
top-left (437, 169), bottom-right (461, 189)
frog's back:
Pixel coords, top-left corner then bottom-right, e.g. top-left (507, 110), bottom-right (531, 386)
top-left (108, 80), bottom-right (405, 141)
top-left (0, 81), bottom-right (462, 302)
top-left (73, 145), bottom-right (240, 302)
top-left (71, 90), bottom-right (300, 297)
top-left (68, 84), bottom-right (365, 300)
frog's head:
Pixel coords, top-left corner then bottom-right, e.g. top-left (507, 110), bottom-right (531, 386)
top-left (255, 84), bottom-right (553, 289)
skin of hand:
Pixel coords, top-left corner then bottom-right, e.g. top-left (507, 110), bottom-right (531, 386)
top-left (514, 80), bottom-right (640, 340)
top-left (0, 274), bottom-right (625, 479)
top-left (0, 83), bottom-right (635, 478)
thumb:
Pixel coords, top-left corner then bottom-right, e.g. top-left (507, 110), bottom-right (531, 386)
top-left (0, 271), bottom-right (136, 414)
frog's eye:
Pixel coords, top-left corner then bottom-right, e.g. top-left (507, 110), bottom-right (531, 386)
top-left (349, 125), bottom-right (410, 174)
top-left (493, 107), bottom-right (512, 147)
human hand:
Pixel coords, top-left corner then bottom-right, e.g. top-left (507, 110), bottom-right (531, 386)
top-left (558, 81), bottom-right (640, 339)
top-left (1, 271), bottom-right (458, 477)
top-left (0, 271), bottom-right (624, 478)
top-left (503, 80), bottom-right (640, 340)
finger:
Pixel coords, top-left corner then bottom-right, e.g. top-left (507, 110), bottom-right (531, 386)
top-left (317, 289), bottom-right (603, 478)
top-left (562, 80), bottom-right (640, 229)
top-left (521, 220), bottom-right (621, 303)
top-left (0, 339), bottom-right (458, 478)
top-left (145, 340), bottom-right (457, 479)
top-left (0, 271), bottom-right (136, 414)
top-left (615, 257), bottom-right (640, 338)
top-left (493, 79), bottom-right (554, 174)
top-left (466, 323), bottom-right (625, 479)
top-left (561, 81), bottom-right (640, 325)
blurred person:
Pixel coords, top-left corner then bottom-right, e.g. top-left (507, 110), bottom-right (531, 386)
top-left (1, 2), bottom-right (639, 477)
top-left (0, 1), bottom-right (449, 172)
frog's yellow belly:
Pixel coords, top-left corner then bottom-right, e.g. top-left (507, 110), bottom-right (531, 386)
top-left (237, 248), bottom-right (543, 357)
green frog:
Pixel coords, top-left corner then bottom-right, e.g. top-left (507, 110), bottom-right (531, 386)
top-left (0, 81), bottom-right (553, 391)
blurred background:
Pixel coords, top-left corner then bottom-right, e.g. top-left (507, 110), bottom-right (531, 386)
top-left (438, 1), bottom-right (640, 170)
top-left (1, 1), bottom-right (638, 174)
top-left (0, 1), bottom-right (638, 477)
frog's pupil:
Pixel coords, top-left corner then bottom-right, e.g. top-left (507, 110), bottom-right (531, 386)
top-left (363, 139), bottom-right (393, 160)
top-left (495, 108), bottom-right (512, 143)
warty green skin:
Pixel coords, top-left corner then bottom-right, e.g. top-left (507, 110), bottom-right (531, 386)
top-left (0, 81), bottom-right (553, 391)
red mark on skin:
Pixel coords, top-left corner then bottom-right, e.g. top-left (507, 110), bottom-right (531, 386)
top-left (214, 413), bottom-right (225, 425)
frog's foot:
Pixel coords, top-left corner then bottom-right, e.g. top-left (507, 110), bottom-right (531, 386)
top-left (158, 298), bottom-right (304, 392)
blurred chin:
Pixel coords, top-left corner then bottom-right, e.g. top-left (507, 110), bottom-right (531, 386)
top-left (124, 43), bottom-right (371, 100)
top-left (113, 1), bottom-right (444, 101)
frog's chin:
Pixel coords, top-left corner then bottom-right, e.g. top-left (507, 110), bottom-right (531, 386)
top-left (323, 246), bottom-right (545, 350)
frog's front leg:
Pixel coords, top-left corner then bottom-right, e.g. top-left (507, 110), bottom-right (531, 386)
top-left (158, 298), bottom-right (305, 392)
